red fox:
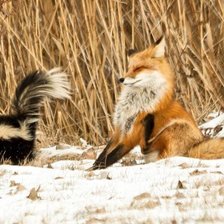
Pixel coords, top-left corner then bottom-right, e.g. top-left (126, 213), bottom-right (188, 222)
top-left (0, 68), bottom-right (70, 164)
top-left (90, 37), bottom-right (224, 170)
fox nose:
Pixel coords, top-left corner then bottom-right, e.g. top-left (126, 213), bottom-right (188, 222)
top-left (119, 78), bottom-right (125, 83)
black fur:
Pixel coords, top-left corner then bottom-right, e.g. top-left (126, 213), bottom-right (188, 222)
top-left (0, 137), bottom-right (35, 164)
top-left (91, 144), bottom-right (125, 170)
top-left (127, 48), bottom-right (137, 57)
top-left (141, 114), bottom-right (155, 154)
top-left (154, 36), bottom-right (163, 45)
top-left (143, 114), bottom-right (154, 144)
top-left (0, 114), bottom-right (36, 164)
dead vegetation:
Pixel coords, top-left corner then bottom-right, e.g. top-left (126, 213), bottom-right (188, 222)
top-left (0, 0), bottom-right (223, 147)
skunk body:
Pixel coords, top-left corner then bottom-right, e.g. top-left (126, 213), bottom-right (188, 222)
top-left (0, 68), bottom-right (70, 164)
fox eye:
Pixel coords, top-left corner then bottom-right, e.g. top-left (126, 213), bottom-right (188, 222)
top-left (133, 67), bottom-right (142, 72)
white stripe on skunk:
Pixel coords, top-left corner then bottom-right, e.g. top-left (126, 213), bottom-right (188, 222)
top-left (0, 123), bottom-right (32, 140)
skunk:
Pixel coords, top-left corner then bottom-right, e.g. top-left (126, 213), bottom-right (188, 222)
top-left (0, 68), bottom-right (70, 164)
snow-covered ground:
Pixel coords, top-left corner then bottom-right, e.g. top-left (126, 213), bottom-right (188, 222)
top-left (1, 113), bottom-right (224, 224)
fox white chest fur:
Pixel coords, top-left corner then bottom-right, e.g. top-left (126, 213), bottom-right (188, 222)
top-left (113, 71), bottom-right (167, 132)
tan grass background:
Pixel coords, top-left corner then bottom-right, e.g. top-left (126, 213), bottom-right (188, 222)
top-left (0, 0), bottom-right (223, 147)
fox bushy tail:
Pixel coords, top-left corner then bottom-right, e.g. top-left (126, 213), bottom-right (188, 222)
top-left (188, 138), bottom-right (224, 159)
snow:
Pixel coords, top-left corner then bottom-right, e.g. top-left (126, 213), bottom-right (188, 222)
top-left (1, 156), bottom-right (224, 223)
top-left (1, 112), bottom-right (224, 223)
top-left (200, 112), bottom-right (224, 137)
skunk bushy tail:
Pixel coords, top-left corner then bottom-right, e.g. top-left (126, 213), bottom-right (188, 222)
top-left (0, 68), bottom-right (70, 164)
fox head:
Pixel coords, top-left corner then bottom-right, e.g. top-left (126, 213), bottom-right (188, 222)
top-left (120, 38), bottom-right (174, 93)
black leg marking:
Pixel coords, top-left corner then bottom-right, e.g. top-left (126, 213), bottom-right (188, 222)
top-left (90, 144), bottom-right (125, 170)
top-left (141, 114), bottom-right (154, 154)
top-left (143, 114), bottom-right (154, 143)
top-left (103, 144), bottom-right (124, 168)
top-left (89, 140), bottom-right (112, 170)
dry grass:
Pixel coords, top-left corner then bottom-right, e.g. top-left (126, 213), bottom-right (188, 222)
top-left (0, 0), bottom-right (223, 147)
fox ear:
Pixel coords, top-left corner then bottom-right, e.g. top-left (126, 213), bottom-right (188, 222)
top-left (153, 37), bottom-right (165, 58)
top-left (127, 48), bottom-right (137, 63)
top-left (127, 49), bottom-right (137, 57)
